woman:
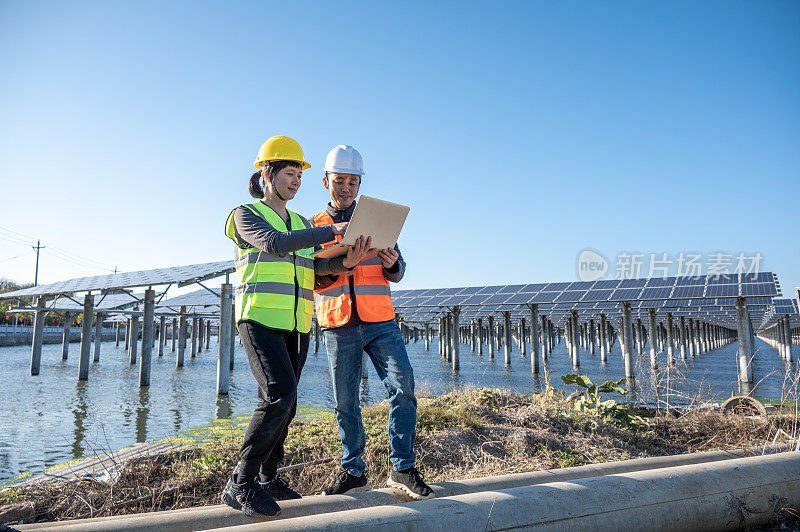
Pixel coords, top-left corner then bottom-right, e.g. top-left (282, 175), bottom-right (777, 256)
top-left (222, 135), bottom-right (371, 517)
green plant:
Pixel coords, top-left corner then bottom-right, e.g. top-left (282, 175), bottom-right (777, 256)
top-left (560, 374), bottom-right (646, 428)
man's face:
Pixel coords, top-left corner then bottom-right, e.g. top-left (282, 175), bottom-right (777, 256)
top-left (323, 172), bottom-right (361, 209)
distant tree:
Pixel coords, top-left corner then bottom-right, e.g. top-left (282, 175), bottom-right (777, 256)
top-left (0, 278), bottom-right (33, 324)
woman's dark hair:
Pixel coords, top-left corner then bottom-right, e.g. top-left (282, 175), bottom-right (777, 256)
top-left (248, 160), bottom-right (303, 199)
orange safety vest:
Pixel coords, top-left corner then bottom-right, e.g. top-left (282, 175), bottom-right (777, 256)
top-left (313, 211), bottom-right (396, 327)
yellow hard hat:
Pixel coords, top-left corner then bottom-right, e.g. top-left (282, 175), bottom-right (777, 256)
top-left (254, 135), bottom-right (311, 170)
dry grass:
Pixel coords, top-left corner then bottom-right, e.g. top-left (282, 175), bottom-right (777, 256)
top-left (2, 386), bottom-right (798, 526)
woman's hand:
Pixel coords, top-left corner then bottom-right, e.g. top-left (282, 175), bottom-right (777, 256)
top-left (377, 248), bottom-right (399, 268)
top-left (331, 222), bottom-right (348, 236)
top-left (342, 236), bottom-right (374, 269)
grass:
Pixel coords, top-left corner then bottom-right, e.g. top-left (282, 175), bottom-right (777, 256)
top-left (1, 384), bottom-right (798, 526)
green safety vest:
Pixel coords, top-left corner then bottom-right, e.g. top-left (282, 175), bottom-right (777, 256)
top-left (224, 202), bottom-right (315, 333)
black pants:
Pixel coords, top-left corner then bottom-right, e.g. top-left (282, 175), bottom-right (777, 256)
top-left (237, 320), bottom-right (309, 482)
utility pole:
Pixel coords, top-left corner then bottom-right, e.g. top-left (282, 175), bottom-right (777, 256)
top-left (32, 239), bottom-right (45, 286)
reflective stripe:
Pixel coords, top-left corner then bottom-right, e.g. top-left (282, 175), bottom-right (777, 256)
top-left (353, 284), bottom-right (391, 296)
top-left (315, 283), bottom-right (349, 302)
top-left (360, 257), bottom-right (383, 266)
top-left (301, 288), bottom-right (313, 302)
top-left (236, 282), bottom-right (295, 297)
top-left (235, 251), bottom-right (313, 270)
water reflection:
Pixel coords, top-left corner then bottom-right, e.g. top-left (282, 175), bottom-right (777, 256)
top-left (2, 337), bottom-right (797, 484)
top-left (72, 381), bottom-right (88, 459)
top-left (215, 394), bottom-right (232, 420)
top-left (171, 408), bottom-right (183, 434)
top-left (136, 388), bottom-right (150, 443)
top-left (359, 378), bottom-right (371, 407)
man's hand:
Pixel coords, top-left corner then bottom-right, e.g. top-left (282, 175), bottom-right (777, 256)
top-left (331, 222), bottom-right (348, 236)
top-left (377, 248), bottom-right (399, 269)
top-left (342, 236), bottom-right (375, 269)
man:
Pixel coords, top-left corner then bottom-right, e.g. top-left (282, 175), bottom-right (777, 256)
top-left (314, 145), bottom-right (433, 500)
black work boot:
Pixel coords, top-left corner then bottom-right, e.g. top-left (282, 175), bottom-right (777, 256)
top-left (221, 476), bottom-right (281, 517)
top-left (260, 475), bottom-right (302, 500)
top-left (321, 470), bottom-right (371, 495)
top-left (387, 467), bottom-right (434, 500)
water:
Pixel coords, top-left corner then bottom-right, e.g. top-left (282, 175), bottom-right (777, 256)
top-left (0, 335), bottom-right (796, 483)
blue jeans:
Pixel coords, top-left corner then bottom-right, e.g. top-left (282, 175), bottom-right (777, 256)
top-left (323, 321), bottom-right (416, 476)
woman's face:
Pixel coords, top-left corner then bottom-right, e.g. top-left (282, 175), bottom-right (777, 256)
top-left (266, 165), bottom-right (302, 201)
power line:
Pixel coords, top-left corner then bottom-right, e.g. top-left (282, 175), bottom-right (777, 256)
top-left (0, 225), bottom-right (36, 241)
top-left (46, 244), bottom-right (115, 270)
top-left (0, 232), bottom-right (32, 246)
top-left (43, 249), bottom-right (115, 273)
top-left (0, 225), bottom-right (117, 273)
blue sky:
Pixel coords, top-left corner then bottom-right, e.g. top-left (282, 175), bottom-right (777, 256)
top-left (1, 1), bottom-right (798, 295)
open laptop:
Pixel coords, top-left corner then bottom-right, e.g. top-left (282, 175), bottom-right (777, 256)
top-left (311, 195), bottom-right (410, 259)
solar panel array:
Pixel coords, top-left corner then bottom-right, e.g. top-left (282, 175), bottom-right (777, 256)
top-left (0, 261), bottom-right (235, 298)
top-left (49, 292), bottom-right (150, 311)
top-left (158, 289), bottom-right (221, 309)
top-left (759, 298), bottom-right (800, 330)
top-left (392, 273), bottom-right (782, 330)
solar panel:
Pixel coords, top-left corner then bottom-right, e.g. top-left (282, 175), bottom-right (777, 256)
top-left (543, 282), bottom-right (571, 291)
top-left (591, 279), bottom-right (621, 290)
top-left (500, 284), bottom-right (526, 293)
top-left (554, 290), bottom-right (587, 303)
top-left (674, 276), bottom-right (704, 287)
top-left (158, 289), bottom-right (220, 308)
top-left (705, 284), bottom-right (738, 297)
top-left (420, 296), bottom-right (451, 306)
top-left (694, 298), bottom-right (716, 307)
top-left (565, 281), bottom-right (593, 291)
top-left (504, 293), bottom-right (536, 305)
top-left (706, 274), bottom-right (738, 285)
top-left (459, 294), bottom-right (489, 305)
top-left (610, 288), bottom-right (643, 300)
top-left (395, 297), bottom-right (424, 307)
top-left (597, 301), bottom-right (619, 309)
top-left (631, 299), bottom-right (666, 308)
top-left (580, 289), bottom-right (614, 302)
top-left (440, 295), bottom-right (472, 306)
top-left (673, 285), bottom-right (705, 298)
top-left (639, 287), bottom-right (673, 299)
top-left (476, 285), bottom-right (506, 294)
top-left (741, 283), bottom-right (777, 297)
top-left (617, 279), bottom-right (648, 288)
top-left (438, 287), bottom-right (464, 296)
top-left (357, 271), bottom-right (783, 325)
top-left (530, 292), bottom-right (559, 303)
top-left (398, 289), bottom-right (427, 297)
top-left (520, 283), bottom-right (547, 293)
top-left (741, 272), bottom-right (772, 283)
top-left (1, 260), bottom-right (235, 298)
top-left (479, 294), bottom-right (513, 305)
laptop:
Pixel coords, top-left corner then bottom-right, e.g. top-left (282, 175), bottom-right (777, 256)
top-left (311, 195), bottom-right (410, 259)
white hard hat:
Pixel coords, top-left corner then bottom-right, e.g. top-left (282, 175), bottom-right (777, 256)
top-left (323, 145), bottom-right (364, 176)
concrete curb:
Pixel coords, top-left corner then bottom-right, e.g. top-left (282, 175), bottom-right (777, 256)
top-left (207, 451), bottom-right (800, 531)
top-left (16, 445), bottom-right (790, 531)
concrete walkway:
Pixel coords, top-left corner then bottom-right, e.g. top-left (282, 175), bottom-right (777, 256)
top-left (15, 445), bottom-right (793, 532)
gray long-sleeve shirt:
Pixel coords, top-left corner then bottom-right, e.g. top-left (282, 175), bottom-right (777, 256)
top-left (230, 203), bottom-right (351, 276)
